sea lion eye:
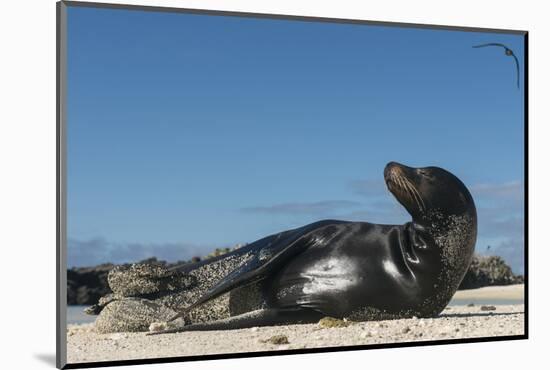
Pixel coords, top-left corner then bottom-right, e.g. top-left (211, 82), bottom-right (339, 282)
top-left (418, 169), bottom-right (433, 180)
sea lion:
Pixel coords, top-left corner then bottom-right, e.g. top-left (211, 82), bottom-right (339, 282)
top-left (147, 161), bottom-right (477, 334)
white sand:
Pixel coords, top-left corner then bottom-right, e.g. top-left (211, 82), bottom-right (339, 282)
top-left (66, 285), bottom-right (525, 365)
top-left (452, 284), bottom-right (524, 301)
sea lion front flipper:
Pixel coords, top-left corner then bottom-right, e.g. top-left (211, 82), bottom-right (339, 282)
top-left (148, 308), bottom-right (322, 334)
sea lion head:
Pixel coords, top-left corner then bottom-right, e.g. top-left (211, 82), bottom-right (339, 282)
top-left (384, 161), bottom-right (477, 226)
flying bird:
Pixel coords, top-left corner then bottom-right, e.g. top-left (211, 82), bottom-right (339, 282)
top-left (473, 43), bottom-right (520, 89)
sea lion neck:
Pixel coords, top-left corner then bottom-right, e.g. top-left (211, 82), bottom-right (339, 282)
top-left (421, 208), bottom-right (477, 237)
top-left (420, 209), bottom-right (477, 284)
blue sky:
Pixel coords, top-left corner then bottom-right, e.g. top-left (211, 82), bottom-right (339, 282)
top-left (67, 6), bottom-right (525, 273)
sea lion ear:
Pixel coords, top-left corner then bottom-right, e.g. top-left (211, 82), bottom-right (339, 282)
top-left (458, 191), bottom-right (467, 204)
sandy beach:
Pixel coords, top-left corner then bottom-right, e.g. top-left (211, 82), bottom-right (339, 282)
top-left (66, 284), bottom-right (525, 364)
top-left (451, 284), bottom-right (524, 301)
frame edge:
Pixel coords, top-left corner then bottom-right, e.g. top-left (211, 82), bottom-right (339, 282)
top-left (57, 1), bottom-right (68, 368)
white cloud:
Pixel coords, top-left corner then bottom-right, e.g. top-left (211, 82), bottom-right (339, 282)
top-left (471, 180), bottom-right (525, 274)
top-left (349, 179), bottom-right (388, 197)
top-left (471, 181), bottom-right (524, 201)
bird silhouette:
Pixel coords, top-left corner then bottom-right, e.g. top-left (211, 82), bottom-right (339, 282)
top-left (473, 43), bottom-right (520, 89)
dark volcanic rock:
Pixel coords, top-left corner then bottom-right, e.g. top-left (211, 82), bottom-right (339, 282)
top-left (66, 250), bottom-right (237, 305)
top-left (67, 258), bottom-right (193, 305)
top-left (458, 254), bottom-right (523, 290)
top-left (67, 264), bottom-right (114, 305)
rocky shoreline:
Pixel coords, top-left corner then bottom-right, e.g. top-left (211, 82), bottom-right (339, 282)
top-left (67, 253), bottom-right (523, 305)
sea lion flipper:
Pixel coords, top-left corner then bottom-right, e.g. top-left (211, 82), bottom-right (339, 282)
top-left (168, 221), bottom-right (344, 322)
top-left (168, 237), bottom-right (314, 321)
top-left (149, 308), bottom-right (321, 334)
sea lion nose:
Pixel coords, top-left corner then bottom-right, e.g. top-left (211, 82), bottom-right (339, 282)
top-left (384, 162), bottom-right (402, 180)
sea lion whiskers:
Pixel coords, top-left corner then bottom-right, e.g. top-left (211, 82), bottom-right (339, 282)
top-left (403, 177), bottom-right (425, 211)
top-left (392, 175), bottom-right (408, 200)
top-left (403, 181), bottom-right (421, 210)
top-left (395, 175), bottom-right (407, 194)
top-left (394, 174), bottom-right (424, 212)
top-left (402, 179), bottom-right (421, 211)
